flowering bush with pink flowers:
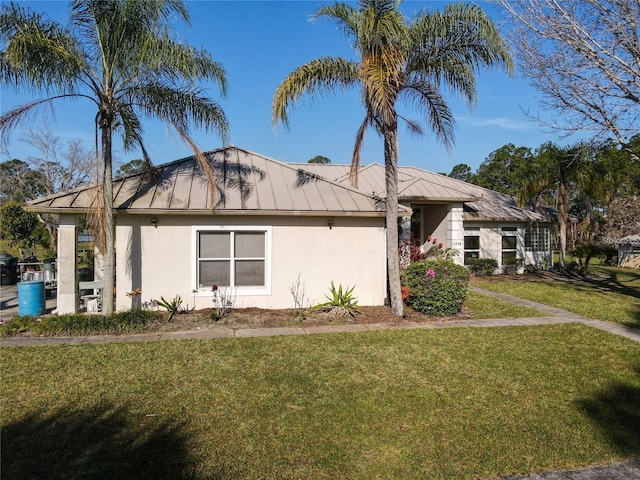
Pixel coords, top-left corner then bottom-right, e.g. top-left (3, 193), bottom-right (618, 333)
top-left (401, 259), bottom-right (470, 316)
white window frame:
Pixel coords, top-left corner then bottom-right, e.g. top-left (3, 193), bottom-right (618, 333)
top-left (500, 225), bottom-right (520, 266)
top-left (463, 226), bottom-right (480, 262)
top-left (192, 225), bottom-right (272, 297)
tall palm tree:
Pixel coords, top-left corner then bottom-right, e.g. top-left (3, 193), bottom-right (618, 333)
top-left (273, 0), bottom-right (512, 315)
top-left (1, 0), bottom-right (228, 314)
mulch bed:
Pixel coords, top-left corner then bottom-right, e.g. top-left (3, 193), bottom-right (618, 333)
top-left (155, 305), bottom-right (474, 332)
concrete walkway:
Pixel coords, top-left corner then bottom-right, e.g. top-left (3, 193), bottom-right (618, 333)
top-left (2, 286), bottom-right (639, 347)
top-left (469, 286), bottom-right (640, 343)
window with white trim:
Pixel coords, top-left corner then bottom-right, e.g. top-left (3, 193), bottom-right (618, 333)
top-left (464, 227), bottom-right (480, 262)
top-left (195, 227), bottom-right (270, 293)
top-left (501, 226), bottom-right (518, 264)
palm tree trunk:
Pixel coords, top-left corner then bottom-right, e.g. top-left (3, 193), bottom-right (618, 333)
top-left (101, 122), bottom-right (115, 315)
top-left (557, 181), bottom-right (569, 267)
top-left (383, 125), bottom-right (403, 316)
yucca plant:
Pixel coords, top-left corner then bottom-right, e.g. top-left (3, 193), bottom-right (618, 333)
top-left (314, 282), bottom-right (362, 319)
top-left (152, 295), bottom-right (183, 322)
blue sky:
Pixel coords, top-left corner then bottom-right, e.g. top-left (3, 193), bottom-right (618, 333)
top-left (1, 0), bottom-right (582, 174)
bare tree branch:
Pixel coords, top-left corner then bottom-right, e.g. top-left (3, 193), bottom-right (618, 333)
top-left (497, 0), bottom-right (640, 161)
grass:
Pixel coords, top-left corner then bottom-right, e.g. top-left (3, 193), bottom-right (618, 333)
top-left (2, 324), bottom-right (639, 479)
top-left (473, 265), bottom-right (640, 329)
top-left (0, 309), bottom-right (157, 337)
top-left (464, 291), bottom-right (544, 319)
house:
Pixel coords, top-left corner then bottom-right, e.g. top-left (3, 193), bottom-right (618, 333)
top-left (616, 235), bottom-right (640, 268)
top-left (27, 146), bottom-right (556, 314)
top-left (299, 162), bottom-right (556, 270)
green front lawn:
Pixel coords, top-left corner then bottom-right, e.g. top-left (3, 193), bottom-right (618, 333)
top-left (473, 266), bottom-right (640, 329)
top-left (3, 325), bottom-right (639, 479)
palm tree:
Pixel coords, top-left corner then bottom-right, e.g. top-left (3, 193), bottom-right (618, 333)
top-left (517, 142), bottom-right (606, 267)
top-left (1, 0), bottom-right (229, 314)
top-left (273, 0), bottom-right (512, 315)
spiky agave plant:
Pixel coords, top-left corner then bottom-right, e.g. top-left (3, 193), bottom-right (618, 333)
top-left (314, 282), bottom-right (362, 319)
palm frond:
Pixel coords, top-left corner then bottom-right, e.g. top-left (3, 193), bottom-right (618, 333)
top-left (407, 4), bottom-right (512, 106)
top-left (400, 81), bottom-right (455, 150)
top-left (127, 83), bottom-right (229, 143)
top-left (312, 3), bottom-right (360, 43)
top-left (116, 27), bottom-right (227, 96)
top-left (273, 57), bottom-right (360, 128)
top-left (114, 102), bottom-right (143, 150)
top-left (350, 115), bottom-right (376, 188)
top-left (169, 121), bottom-right (218, 210)
top-left (0, 95), bottom-right (90, 134)
top-left (398, 115), bottom-right (424, 136)
top-left (516, 178), bottom-right (550, 209)
top-left (0, 3), bottom-right (86, 92)
top-left (87, 182), bottom-right (106, 254)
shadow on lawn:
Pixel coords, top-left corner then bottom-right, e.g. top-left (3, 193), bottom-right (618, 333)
top-left (578, 374), bottom-right (640, 456)
top-left (1, 401), bottom-right (229, 479)
top-left (583, 270), bottom-right (640, 327)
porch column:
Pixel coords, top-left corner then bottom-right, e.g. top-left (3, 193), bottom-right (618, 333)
top-left (57, 215), bottom-right (78, 314)
top-left (447, 203), bottom-right (464, 265)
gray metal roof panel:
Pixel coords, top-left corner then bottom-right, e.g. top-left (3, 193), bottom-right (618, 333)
top-left (27, 147), bottom-right (398, 216)
top-left (291, 162), bottom-right (557, 222)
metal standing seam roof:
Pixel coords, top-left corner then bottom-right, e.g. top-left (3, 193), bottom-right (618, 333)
top-left (295, 163), bottom-right (557, 223)
top-left (26, 146), bottom-right (409, 217)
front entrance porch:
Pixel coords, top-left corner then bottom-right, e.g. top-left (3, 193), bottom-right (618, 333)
top-left (399, 202), bottom-right (464, 264)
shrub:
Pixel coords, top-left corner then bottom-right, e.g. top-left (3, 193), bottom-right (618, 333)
top-left (401, 260), bottom-right (470, 316)
top-left (502, 258), bottom-right (524, 276)
top-left (465, 258), bottom-right (498, 276)
top-left (0, 309), bottom-right (157, 337)
top-left (313, 282), bottom-right (361, 319)
top-left (571, 242), bottom-right (601, 273)
top-left (152, 295), bottom-right (184, 321)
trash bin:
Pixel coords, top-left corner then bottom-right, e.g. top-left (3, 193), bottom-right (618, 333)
top-left (0, 254), bottom-right (18, 285)
top-left (18, 280), bottom-right (46, 316)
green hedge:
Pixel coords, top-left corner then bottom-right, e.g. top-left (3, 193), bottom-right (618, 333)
top-left (1, 309), bottom-right (157, 337)
top-left (465, 258), bottom-right (498, 276)
top-left (401, 260), bottom-right (470, 316)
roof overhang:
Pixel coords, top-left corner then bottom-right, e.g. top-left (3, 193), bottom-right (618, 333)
top-left (25, 205), bottom-right (412, 218)
top-left (401, 196), bottom-right (480, 204)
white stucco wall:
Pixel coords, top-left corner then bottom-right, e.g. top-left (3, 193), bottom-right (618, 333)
top-left (115, 214), bottom-right (387, 311)
top-left (465, 222), bottom-right (551, 272)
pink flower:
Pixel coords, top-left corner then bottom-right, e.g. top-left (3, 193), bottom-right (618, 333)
top-left (426, 268), bottom-right (436, 278)
top-left (470, 272), bottom-right (476, 277)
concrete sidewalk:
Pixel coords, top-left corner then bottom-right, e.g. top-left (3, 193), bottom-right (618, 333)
top-left (469, 286), bottom-right (640, 343)
top-left (2, 287), bottom-right (639, 346)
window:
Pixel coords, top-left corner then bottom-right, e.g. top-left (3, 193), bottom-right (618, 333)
top-left (525, 226), bottom-right (550, 252)
top-left (410, 207), bottom-right (422, 242)
top-left (464, 227), bottom-right (480, 262)
top-left (195, 227), bottom-right (270, 293)
top-left (501, 226), bottom-right (518, 265)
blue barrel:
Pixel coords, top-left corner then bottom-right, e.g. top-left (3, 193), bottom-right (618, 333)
top-left (18, 280), bottom-right (46, 316)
